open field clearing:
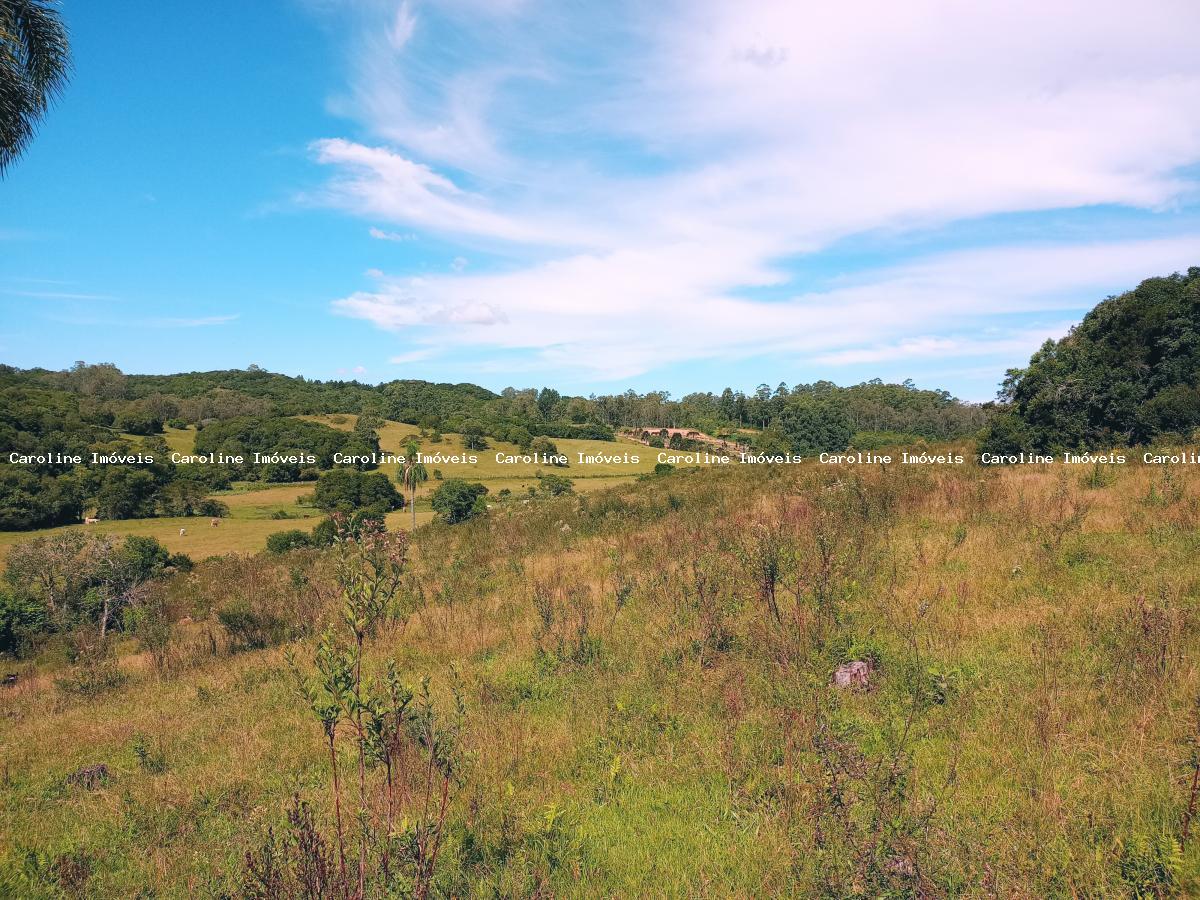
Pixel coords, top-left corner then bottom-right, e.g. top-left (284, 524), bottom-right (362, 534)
top-left (0, 515), bottom-right (314, 563)
top-left (0, 417), bottom-right (652, 564)
top-left (0, 473), bottom-right (643, 566)
top-left (301, 414), bottom-right (686, 479)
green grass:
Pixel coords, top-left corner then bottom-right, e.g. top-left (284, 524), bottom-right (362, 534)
top-left (6, 456), bottom-right (1200, 895)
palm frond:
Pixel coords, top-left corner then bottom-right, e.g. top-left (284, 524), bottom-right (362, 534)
top-left (0, 0), bottom-right (71, 174)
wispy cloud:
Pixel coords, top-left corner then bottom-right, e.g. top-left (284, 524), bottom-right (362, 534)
top-left (335, 235), bottom-right (1200, 381)
top-left (150, 314), bottom-right (240, 328)
top-left (2, 289), bottom-right (118, 301)
top-left (309, 0), bottom-right (1200, 386)
top-left (389, 348), bottom-right (435, 364)
top-left (368, 226), bottom-right (416, 242)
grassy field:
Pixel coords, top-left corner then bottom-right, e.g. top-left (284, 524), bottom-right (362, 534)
top-left (301, 413), bottom-right (668, 480)
top-left (4, 457), bottom-right (1200, 895)
top-left (0, 420), bottom-right (652, 566)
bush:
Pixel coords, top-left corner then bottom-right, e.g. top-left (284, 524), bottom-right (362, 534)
top-left (122, 535), bottom-right (172, 581)
top-left (0, 468), bottom-right (83, 530)
top-left (538, 473), bottom-right (574, 496)
top-left (530, 436), bottom-right (568, 466)
top-left (197, 499), bottom-right (228, 518)
top-left (266, 530), bottom-right (313, 554)
top-left (312, 469), bottom-right (403, 514)
top-left (430, 479), bottom-right (489, 524)
top-left (0, 590), bottom-right (47, 658)
top-left (461, 420), bottom-right (488, 450)
top-left (217, 599), bottom-right (290, 651)
top-left (56, 633), bottom-right (126, 697)
top-left (1118, 829), bottom-right (1182, 896)
top-left (848, 430), bottom-right (922, 450)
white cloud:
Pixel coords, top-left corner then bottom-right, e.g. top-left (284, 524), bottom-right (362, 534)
top-left (333, 235), bottom-right (1200, 381)
top-left (3, 289), bottom-right (117, 301)
top-left (311, 0), bottom-right (1200, 384)
top-left (153, 314), bottom-right (240, 328)
top-left (388, 1), bottom-right (417, 49)
top-left (312, 138), bottom-right (599, 245)
top-left (368, 227), bottom-right (415, 242)
top-left (389, 348), bottom-right (436, 364)
top-left (810, 330), bottom-right (1073, 367)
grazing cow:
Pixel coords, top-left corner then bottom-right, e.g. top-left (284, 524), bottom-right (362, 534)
top-left (84, 517), bottom-right (99, 524)
top-left (179, 528), bottom-right (187, 537)
top-left (210, 518), bottom-right (220, 527)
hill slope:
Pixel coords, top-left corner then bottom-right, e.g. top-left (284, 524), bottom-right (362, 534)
top-left (984, 266), bottom-right (1200, 452)
top-left (3, 461), bottom-right (1200, 895)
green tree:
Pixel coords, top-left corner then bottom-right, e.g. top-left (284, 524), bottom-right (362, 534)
top-left (509, 426), bottom-right (532, 451)
top-left (0, 587), bottom-right (46, 656)
top-left (777, 395), bottom-right (853, 454)
top-left (538, 473), bottom-right (574, 496)
top-left (429, 479), bottom-right (488, 524)
top-left (460, 420), bottom-right (488, 450)
top-left (981, 268), bottom-right (1200, 451)
top-left (399, 441), bottom-right (428, 531)
top-left (2, 532), bottom-right (170, 637)
top-left (751, 427), bottom-right (792, 456)
top-left (313, 469), bottom-right (403, 517)
top-left (266, 529), bottom-right (313, 554)
top-left (529, 435), bottom-right (567, 466)
top-left (95, 468), bottom-right (159, 520)
top-left (0, 0), bottom-right (71, 174)
top-left (0, 467), bottom-right (81, 529)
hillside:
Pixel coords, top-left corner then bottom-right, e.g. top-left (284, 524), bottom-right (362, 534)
top-left (3, 458), bottom-right (1200, 895)
top-left (1, 364), bottom-right (985, 532)
top-left (984, 267), bottom-right (1200, 452)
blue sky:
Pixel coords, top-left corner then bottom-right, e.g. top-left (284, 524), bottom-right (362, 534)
top-left (2, 0), bottom-right (1198, 402)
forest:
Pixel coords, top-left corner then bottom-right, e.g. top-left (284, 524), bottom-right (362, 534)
top-left (0, 364), bottom-right (986, 530)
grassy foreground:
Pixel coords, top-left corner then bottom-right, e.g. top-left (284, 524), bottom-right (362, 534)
top-left (3, 457), bottom-right (1200, 896)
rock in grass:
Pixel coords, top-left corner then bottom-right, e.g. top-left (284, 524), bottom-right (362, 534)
top-left (67, 764), bottom-right (110, 790)
top-left (832, 660), bottom-right (873, 689)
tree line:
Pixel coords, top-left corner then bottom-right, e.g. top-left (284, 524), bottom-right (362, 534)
top-left (1, 363), bottom-right (989, 530)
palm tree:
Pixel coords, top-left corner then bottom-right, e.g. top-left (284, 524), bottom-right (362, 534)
top-left (399, 441), bottom-right (428, 531)
top-left (1, 0), bottom-right (71, 174)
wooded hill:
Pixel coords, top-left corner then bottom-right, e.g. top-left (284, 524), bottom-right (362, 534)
top-left (983, 267), bottom-right (1200, 453)
top-left (0, 364), bottom-right (986, 530)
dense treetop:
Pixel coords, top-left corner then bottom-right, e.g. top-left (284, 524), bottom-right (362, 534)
top-left (982, 267), bottom-right (1200, 453)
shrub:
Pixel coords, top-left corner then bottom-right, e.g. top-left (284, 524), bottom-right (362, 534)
top-left (266, 530), bottom-right (313, 554)
top-left (0, 590), bottom-right (47, 658)
top-left (530, 436), bottom-right (567, 466)
top-left (132, 734), bottom-right (168, 774)
top-left (538, 473), bottom-right (574, 496)
top-left (197, 499), bottom-right (228, 518)
top-left (312, 469), bottom-right (403, 514)
top-left (217, 599), bottom-right (290, 651)
top-left (55, 633), bottom-right (126, 697)
top-left (1118, 829), bottom-right (1182, 896)
top-left (430, 479), bottom-right (489, 524)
